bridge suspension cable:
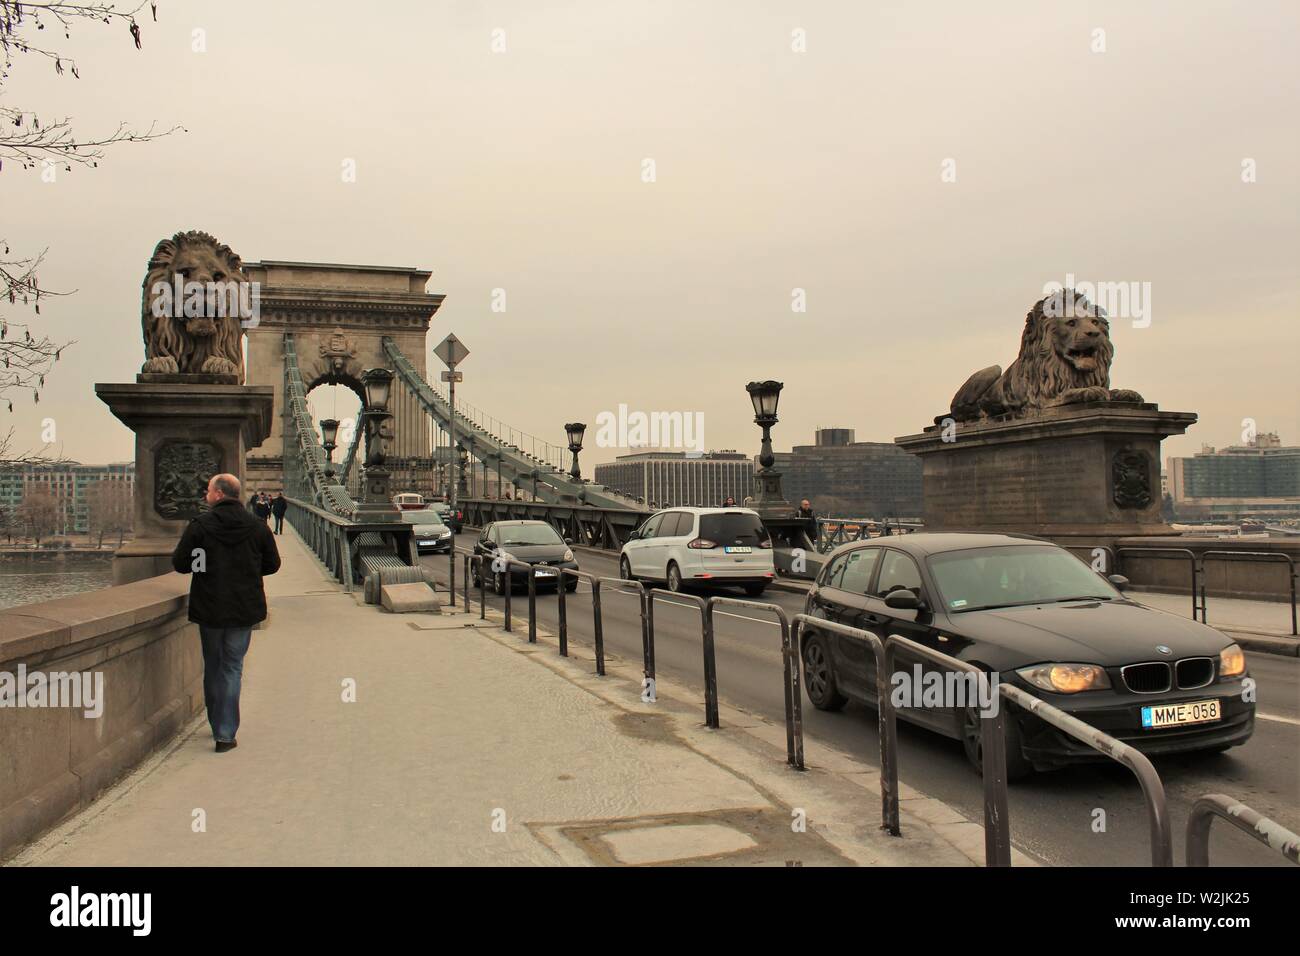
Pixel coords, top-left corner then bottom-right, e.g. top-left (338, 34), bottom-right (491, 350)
top-left (283, 334), bottom-right (357, 517)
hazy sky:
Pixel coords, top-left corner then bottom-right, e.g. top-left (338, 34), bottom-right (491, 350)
top-left (4, 0), bottom-right (1297, 468)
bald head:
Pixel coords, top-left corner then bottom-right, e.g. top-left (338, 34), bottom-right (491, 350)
top-left (207, 473), bottom-right (242, 504)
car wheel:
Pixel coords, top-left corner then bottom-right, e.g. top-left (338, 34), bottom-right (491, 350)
top-left (494, 571), bottom-right (508, 595)
top-left (564, 579), bottom-right (578, 593)
top-left (666, 562), bottom-right (683, 593)
top-left (960, 704), bottom-right (1033, 781)
top-left (619, 556), bottom-right (636, 581)
top-left (742, 582), bottom-right (767, 597)
top-left (802, 633), bottom-right (848, 711)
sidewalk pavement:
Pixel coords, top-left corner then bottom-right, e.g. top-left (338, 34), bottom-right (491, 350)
top-left (771, 578), bottom-right (1299, 657)
top-left (10, 528), bottom-right (1027, 867)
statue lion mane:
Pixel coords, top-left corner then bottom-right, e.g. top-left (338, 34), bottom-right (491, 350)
top-left (946, 290), bottom-right (1142, 422)
top-left (140, 230), bottom-right (247, 381)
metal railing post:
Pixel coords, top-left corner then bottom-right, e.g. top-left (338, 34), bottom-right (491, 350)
top-left (557, 569), bottom-right (569, 657)
top-left (591, 579), bottom-right (605, 675)
top-left (709, 597), bottom-right (802, 769)
top-left (647, 589), bottom-right (714, 727)
top-left (1186, 793), bottom-right (1300, 866)
top-left (527, 564), bottom-right (537, 644)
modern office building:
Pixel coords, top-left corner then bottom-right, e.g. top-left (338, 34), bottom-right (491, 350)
top-left (780, 428), bottom-right (923, 518)
top-left (0, 462), bottom-right (135, 535)
top-left (594, 450), bottom-right (754, 508)
top-left (1167, 433), bottom-right (1300, 519)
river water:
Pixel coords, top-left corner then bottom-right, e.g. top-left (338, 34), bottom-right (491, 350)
top-left (0, 554), bottom-right (117, 612)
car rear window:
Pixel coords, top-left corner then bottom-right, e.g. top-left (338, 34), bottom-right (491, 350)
top-left (699, 513), bottom-right (765, 545)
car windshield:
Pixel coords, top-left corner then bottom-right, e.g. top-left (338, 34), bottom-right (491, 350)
top-left (927, 545), bottom-right (1120, 612)
top-left (401, 510), bottom-right (446, 528)
top-left (698, 512), bottom-right (766, 545)
top-left (500, 524), bottom-right (562, 546)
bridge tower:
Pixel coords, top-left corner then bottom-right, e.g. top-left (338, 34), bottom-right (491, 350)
top-left (241, 261), bottom-right (445, 497)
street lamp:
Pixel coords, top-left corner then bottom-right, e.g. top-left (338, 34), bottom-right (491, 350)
top-left (565, 422), bottom-right (586, 482)
top-left (355, 368), bottom-right (398, 517)
top-left (319, 418), bottom-right (339, 480)
top-left (745, 380), bottom-right (792, 513)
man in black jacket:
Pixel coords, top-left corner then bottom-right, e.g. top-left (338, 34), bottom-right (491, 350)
top-left (172, 473), bottom-right (281, 753)
top-left (270, 492), bottom-right (287, 534)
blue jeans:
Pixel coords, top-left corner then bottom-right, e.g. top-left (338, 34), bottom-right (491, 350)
top-left (198, 626), bottom-right (253, 743)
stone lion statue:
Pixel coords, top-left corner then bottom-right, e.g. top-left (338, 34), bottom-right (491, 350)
top-left (946, 290), bottom-right (1143, 422)
top-left (140, 230), bottom-right (247, 381)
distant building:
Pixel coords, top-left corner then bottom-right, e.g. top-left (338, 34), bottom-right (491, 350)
top-left (779, 428), bottom-right (923, 518)
top-left (0, 462), bottom-right (135, 535)
top-left (594, 450), bottom-right (753, 508)
top-left (1167, 432), bottom-right (1300, 520)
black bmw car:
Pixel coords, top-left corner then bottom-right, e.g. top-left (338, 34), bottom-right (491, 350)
top-left (471, 520), bottom-right (579, 593)
top-left (802, 533), bottom-right (1254, 778)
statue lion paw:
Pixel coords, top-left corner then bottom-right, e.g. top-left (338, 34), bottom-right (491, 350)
top-left (142, 357), bottom-right (179, 374)
top-left (1109, 388), bottom-right (1144, 403)
top-left (201, 356), bottom-right (239, 376)
top-left (1056, 386), bottom-right (1111, 405)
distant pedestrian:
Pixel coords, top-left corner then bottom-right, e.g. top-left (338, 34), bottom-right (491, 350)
top-left (796, 498), bottom-right (817, 544)
top-left (723, 496), bottom-right (737, 507)
top-left (172, 473), bottom-right (281, 753)
top-left (271, 493), bottom-right (287, 534)
top-left (254, 493), bottom-right (271, 525)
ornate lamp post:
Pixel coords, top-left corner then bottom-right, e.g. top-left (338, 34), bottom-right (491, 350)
top-left (746, 380), bottom-right (792, 513)
top-left (355, 368), bottom-right (399, 518)
top-left (319, 418), bottom-right (339, 481)
top-left (565, 422), bottom-right (587, 482)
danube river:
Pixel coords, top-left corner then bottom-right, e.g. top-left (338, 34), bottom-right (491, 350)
top-left (0, 553), bottom-right (116, 611)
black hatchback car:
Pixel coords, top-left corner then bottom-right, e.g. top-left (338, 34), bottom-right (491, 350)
top-left (471, 520), bottom-right (579, 593)
top-left (802, 533), bottom-right (1254, 778)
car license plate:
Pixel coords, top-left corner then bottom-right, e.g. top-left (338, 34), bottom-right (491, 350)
top-left (724, 546), bottom-right (752, 554)
top-left (420, 540), bottom-right (436, 546)
top-left (1141, 699), bottom-right (1221, 729)
top-left (535, 569), bottom-right (556, 577)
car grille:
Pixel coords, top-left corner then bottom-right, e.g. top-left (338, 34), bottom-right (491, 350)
top-left (1175, 657), bottom-right (1215, 689)
top-left (1121, 662), bottom-right (1171, 694)
top-left (1121, 657), bottom-right (1218, 693)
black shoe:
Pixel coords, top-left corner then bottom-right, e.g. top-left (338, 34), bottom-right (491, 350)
top-left (214, 740), bottom-right (238, 753)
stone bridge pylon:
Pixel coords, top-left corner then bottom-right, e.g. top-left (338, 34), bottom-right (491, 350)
top-left (242, 261), bottom-right (446, 497)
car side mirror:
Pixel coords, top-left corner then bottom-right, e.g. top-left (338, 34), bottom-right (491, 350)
top-left (1107, 573), bottom-right (1129, 592)
top-left (564, 537), bottom-right (574, 546)
top-left (628, 530), bottom-right (640, 540)
top-left (482, 540), bottom-right (496, 550)
top-left (884, 588), bottom-right (922, 611)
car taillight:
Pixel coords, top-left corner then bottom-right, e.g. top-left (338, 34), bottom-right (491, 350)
top-left (687, 537), bottom-right (718, 549)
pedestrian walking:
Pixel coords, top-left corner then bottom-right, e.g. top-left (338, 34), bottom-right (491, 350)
top-left (172, 473), bottom-right (281, 753)
top-left (271, 492), bottom-right (287, 535)
top-left (254, 493), bottom-right (271, 526)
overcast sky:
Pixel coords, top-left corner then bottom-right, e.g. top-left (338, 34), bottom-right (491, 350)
top-left (3, 0), bottom-right (1297, 469)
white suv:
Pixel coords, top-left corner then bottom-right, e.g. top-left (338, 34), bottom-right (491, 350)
top-left (619, 507), bottom-right (775, 596)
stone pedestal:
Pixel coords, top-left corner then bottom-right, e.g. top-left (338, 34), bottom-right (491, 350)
top-left (96, 380), bottom-right (274, 584)
top-left (895, 402), bottom-right (1196, 546)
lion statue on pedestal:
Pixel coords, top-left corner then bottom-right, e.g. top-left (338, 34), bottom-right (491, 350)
top-left (140, 230), bottom-right (247, 382)
top-left (946, 290), bottom-right (1143, 422)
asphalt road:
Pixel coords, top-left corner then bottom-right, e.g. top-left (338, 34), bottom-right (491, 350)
top-left (423, 536), bottom-right (1300, 867)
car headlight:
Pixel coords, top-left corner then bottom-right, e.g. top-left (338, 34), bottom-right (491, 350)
top-left (563, 549), bottom-right (573, 562)
top-left (1016, 663), bottom-right (1111, 693)
top-left (1219, 643), bottom-right (1246, 678)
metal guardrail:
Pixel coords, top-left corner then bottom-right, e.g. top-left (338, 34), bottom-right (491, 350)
top-left (709, 598), bottom-right (803, 771)
top-left (647, 589), bottom-right (717, 728)
top-left (557, 568), bottom-right (606, 674)
top-left (885, 634), bottom-right (1011, 862)
top-left (998, 682), bottom-right (1171, 866)
top-left (1186, 793), bottom-right (1300, 866)
top-left (1199, 550), bottom-right (1297, 636)
top-left (1072, 545), bottom-right (1298, 636)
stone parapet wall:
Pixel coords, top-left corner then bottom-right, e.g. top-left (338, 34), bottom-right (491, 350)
top-left (0, 574), bottom-right (202, 860)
